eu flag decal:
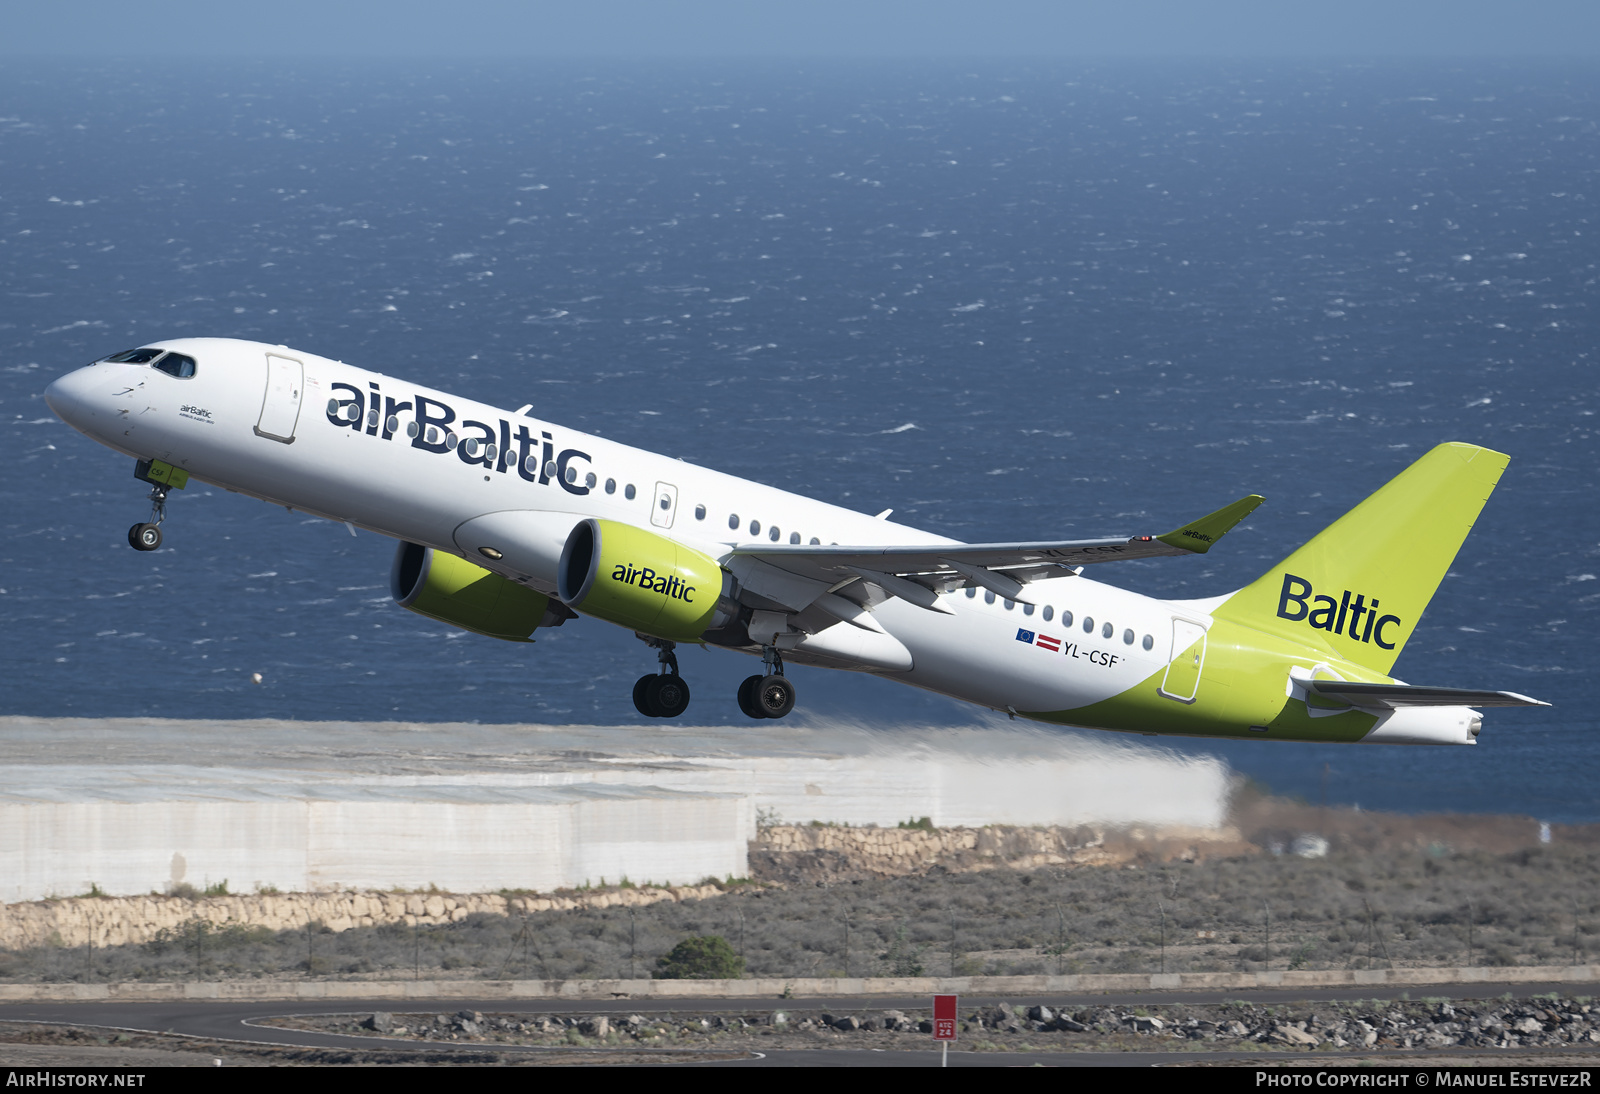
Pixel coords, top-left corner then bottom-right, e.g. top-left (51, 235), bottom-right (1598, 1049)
top-left (1016, 628), bottom-right (1036, 644)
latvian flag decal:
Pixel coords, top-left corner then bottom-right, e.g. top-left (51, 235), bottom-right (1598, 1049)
top-left (1017, 628), bottom-right (1061, 653)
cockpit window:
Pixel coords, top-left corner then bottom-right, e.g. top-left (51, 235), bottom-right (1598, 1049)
top-left (153, 353), bottom-right (196, 378)
top-left (103, 347), bottom-right (166, 364)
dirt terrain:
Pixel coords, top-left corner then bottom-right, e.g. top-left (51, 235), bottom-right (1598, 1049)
top-left (0, 798), bottom-right (1593, 983)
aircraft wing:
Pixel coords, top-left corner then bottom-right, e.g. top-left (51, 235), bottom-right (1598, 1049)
top-left (724, 494), bottom-right (1263, 612)
top-left (1307, 681), bottom-right (1550, 709)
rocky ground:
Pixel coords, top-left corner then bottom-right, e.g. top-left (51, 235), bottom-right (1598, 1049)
top-left (261, 994), bottom-right (1600, 1058)
top-left (0, 1022), bottom-right (739, 1067)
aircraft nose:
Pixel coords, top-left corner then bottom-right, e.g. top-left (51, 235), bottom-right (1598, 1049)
top-left (44, 366), bottom-right (103, 432)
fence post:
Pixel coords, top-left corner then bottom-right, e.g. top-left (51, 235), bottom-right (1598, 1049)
top-left (1159, 900), bottom-right (1166, 975)
top-left (1262, 901), bottom-right (1270, 972)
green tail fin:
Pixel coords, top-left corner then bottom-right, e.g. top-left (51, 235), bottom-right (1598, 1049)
top-left (1212, 442), bottom-right (1509, 674)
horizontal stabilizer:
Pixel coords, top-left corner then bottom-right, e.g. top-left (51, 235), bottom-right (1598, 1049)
top-left (1307, 680), bottom-right (1550, 709)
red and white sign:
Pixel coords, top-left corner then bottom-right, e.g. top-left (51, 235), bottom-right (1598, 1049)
top-left (932, 993), bottom-right (958, 1041)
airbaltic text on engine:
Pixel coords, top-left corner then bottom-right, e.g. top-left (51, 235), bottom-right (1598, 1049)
top-left (612, 563), bottom-right (697, 603)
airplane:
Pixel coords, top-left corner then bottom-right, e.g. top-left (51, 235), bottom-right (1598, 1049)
top-left (43, 337), bottom-right (1547, 743)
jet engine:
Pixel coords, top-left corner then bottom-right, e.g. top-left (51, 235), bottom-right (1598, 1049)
top-left (557, 518), bottom-right (736, 642)
top-left (390, 541), bottom-right (564, 642)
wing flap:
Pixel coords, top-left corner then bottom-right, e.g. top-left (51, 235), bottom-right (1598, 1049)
top-left (726, 495), bottom-right (1264, 584)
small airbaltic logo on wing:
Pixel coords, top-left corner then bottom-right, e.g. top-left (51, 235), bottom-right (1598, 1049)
top-left (1276, 573), bottom-right (1402, 649)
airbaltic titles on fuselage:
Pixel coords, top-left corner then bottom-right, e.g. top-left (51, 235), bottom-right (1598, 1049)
top-left (327, 382), bottom-right (592, 495)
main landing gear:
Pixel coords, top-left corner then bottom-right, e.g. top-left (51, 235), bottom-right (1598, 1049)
top-left (127, 481), bottom-right (169, 552)
top-left (737, 645), bottom-right (796, 720)
top-left (631, 639), bottom-right (798, 720)
top-left (633, 639), bottom-right (691, 719)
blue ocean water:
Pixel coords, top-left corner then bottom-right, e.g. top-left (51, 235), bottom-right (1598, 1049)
top-left (0, 60), bottom-right (1595, 818)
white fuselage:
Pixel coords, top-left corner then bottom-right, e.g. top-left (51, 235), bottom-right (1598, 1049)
top-left (45, 337), bottom-right (1181, 718)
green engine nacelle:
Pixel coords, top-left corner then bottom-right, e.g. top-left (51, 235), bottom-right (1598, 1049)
top-left (557, 518), bottom-right (724, 642)
top-left (390, 541), bottom-right (552, 642)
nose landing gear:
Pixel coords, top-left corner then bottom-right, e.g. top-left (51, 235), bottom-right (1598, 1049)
top-left (737, 645), bottom-right (796, 720)
top-left (633, 638), bottom-right (691, 718)
top-left (127, 482), bottom-right (168, 552)
top-left (128, 458), bottom-right (187, 552)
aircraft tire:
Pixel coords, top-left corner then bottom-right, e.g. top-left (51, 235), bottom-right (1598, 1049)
top-left (128, 523), bottom-right (162, 552)
top-left (633, 674), bottom-right (658, 717)
top-left (736, 674), bottom-right (766, 719)
top-left (646, 674), bottom-right (690, 718)
top-left (755, 675), bottom-right (796, 719)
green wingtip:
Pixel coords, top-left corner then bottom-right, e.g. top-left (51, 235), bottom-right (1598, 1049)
top-left (1156, 494), bottom-right (1265, 554)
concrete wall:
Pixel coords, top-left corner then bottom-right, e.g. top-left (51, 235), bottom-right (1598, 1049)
top-left (0, 718), bottom-right (1231, 904)
top-left (0, 787), bottom-right (752, 904)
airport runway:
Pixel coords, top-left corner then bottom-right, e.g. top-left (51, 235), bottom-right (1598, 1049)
top-left (4, 982), bottom-right (1597, 1067)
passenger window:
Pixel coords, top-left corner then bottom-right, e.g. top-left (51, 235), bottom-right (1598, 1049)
top-left (790, 532), bottom-right (800, 544)
top-left (445, 432), bottom-right (459, 451)
top-left (965, 587), bottom-right (976, 598)
top-left (524, 455), bottom-right (540, 475)
top-left (769, 526), bottom-right (781, 541)
top-left (1004, 599), bottom-right (1015, 611)
top-left (485, 445), bottom-right (497, 462)
top-left (1142, 634), bottom-right (1154, 651)
top-left (625, 484), bottom-right (637, 500)
top-left (565, 466), bottom-right (578, 484)
top-left (463, 438), bottom-right (481, 457)
top-left (605, 479), bottom-right (616, 494)
top-left (1123, 629), bottom-right (1134, 645)
top-left (585, 472), bottom-right (597, 488)
top-left (1042, 606), bottom-right (1053, 622)
top-left (728, 514), bottom-right (739, 529)
top-left (407, 422), bottom-right (421, 439)
top-left (1082, 616), bottom-right (1094, 633)
top-left (153, 353), bottom-right (196, 378)
top-left (749, 519), bottom-right (761, 536)
top-left (1023, 603), bottom-right (1034, 616)
top-left (695, 504), bottom-right (707, 521)
top-left (1061, 611), bottom-right (1073, 628)
top-left (1102, 622), bottom-right (1113, 639)
top-left (984, 591), bottom-right (996, 605)
top-left (386, 415), bottom-right (399, 433)
top-left (809, 537), bottom-right (820, 545)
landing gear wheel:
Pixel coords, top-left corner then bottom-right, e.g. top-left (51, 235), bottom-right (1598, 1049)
top-left (755, 674), bottom-right (796, 719)
top-left (128, 523), bottom-right (162, 552)
top-left (737, 674), bottom-right (766, 719)
top-left (645, 674), bottom-right (691, 718)
top-left (633, 674), bottom-right (656, 717)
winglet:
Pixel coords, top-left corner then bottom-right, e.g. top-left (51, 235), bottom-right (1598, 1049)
top-left (1155, 494), bottom-right (1265, 555)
